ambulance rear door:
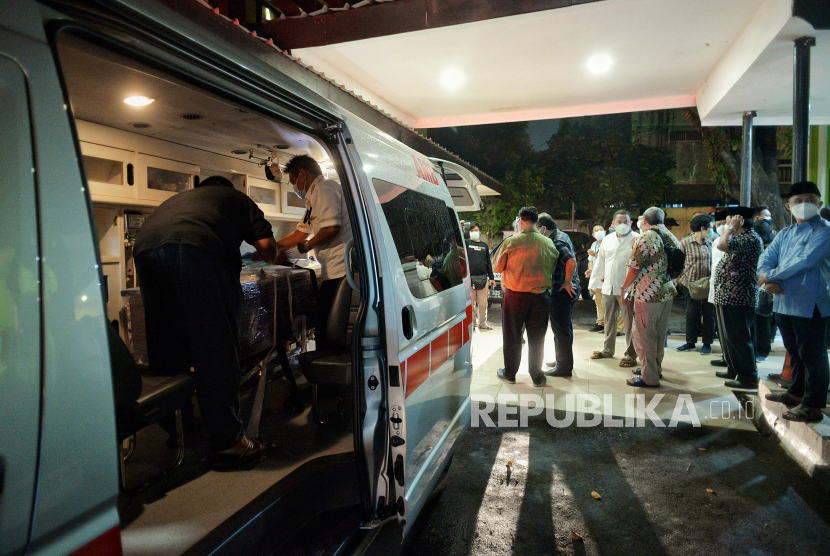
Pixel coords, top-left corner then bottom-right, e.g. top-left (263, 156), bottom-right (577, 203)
top-left (428, 158), bottom-right (484, 212)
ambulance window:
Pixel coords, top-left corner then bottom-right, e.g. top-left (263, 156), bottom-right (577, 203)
top-left (373, 179), bottom-right (464, 298)
top-left (447, 186), bottom-right (473, 207)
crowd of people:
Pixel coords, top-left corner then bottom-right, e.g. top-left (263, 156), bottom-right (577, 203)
top-left (467, 180), bottom-right (830, 423)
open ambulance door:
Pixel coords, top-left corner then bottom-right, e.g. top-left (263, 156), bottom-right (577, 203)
top-left (428, 158), bottom-right (484, 212)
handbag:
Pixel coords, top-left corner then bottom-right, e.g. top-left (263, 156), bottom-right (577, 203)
top-left (471, 275), bottom-right (488, 290)
top-left (687, 276), bottom-right (710, 300)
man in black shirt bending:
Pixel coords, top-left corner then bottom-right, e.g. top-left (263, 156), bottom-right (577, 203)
top-left (465, 222), bottom-right (495, 330)
top-left (134, 176), bottom-right (277, 468)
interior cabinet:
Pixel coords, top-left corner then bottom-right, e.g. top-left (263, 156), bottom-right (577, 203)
top-left (136, 154), bottom-right (199, 202)
top-left (80, 142), bottom-right (136, 200)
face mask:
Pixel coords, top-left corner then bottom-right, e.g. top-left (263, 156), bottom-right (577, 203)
top-left (593, 231), bottom-right (606, 241)
top-left (470, 231), bottom-right (481, 241)
top-left (708, 228), bottom-right (717, 239)
top-left (615, 224), bottom-right (631, 236)
top-left (764, 217), bottom-right (773, 223)
top-left (790, 202), bottom-right (818, 221)
top-left (292, 171), bottom-right (307, 200)
top-left (716, 224), bottom-right (728, 236)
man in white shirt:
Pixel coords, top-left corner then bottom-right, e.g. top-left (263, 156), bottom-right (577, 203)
top-left (277, 155), bottom-right (353, 349)
top-left (590, 210), bottom-right (639, 367)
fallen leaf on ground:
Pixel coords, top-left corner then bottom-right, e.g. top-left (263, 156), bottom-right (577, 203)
top-left (706, 488), bottom-right (715, 494)
top-left (570, 531), bottom-right (584, 541)
top-left (591, 491), bottom-right (602, 500)
top-left (698, 448), bottom-right (707, 451)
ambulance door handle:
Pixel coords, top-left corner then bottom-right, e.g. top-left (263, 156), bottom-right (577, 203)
top-left (402, 306), bottom-right (414, 340)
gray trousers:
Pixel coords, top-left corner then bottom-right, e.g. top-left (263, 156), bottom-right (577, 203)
top-left (601, 294), bottom-right (636, 359)
top-left (632, 299), bottom-right (673, 385)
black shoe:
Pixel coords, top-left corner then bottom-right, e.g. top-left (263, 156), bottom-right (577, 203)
top-left (617, 332), bottom-right (624, 337)
top-left (724, 379), bottom-right (758, 389)
top-left (497, 368), bottom-right (516, 384)
top-left (588, 324), bottom-right (604, 332)
top-left (676, 343), bottom-right (696, 352)
top-left (544, 366), bottom-right (573, 378)
top-left (715, 371), bottom-right (736, 379)
top-left (532, 377), bottom-right (548, 387)
top-left (710, 359), bottom-right (728, 367)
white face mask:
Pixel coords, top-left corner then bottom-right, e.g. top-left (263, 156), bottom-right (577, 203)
top-left (790, 202), bottom-right (819, 221)
top-left (615, 224), bottom-right (631, 236)
top-left (593, 230), bottom-right (606, 241)
top-left (716, 224), bottom-right (728, 236)
top-left (470, 231), bottom-right (481, 241)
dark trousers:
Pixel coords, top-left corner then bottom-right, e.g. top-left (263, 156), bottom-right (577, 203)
top-left (715, 304), bottom-right (757, 383)
top-left (753, 313), bottom-right (777, 357)
top-left (776, 309), bottom-right (830, 408)
top-left (136, 244), bottom-right (244, 452)
top-left (314, 277), bottom-right (343, 350)
top-left (502, 289), bottom-right (550, 384)
top-left (549, 286), bottom-right (579, 374)
top-left (685, 291), bottom-right (715, 346)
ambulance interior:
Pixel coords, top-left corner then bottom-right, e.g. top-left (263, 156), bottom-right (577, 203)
top-left (57, 33), bottom-right (364, 555)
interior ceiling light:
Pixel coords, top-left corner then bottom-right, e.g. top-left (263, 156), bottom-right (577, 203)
top-left (231, 149), bottom-right (248, 155)
top-left (130, 122), bottom-right (151, 129)
top-left (124, 96), bottom-right (154, 107)
top-left (274, 144), bottom-right (290, 150)
top-left (587, 54), bottom-right (613, 74)
top-left (181, 113), bottom-right (203, 120)
top-left (439, 69), bottom-right (466, 92)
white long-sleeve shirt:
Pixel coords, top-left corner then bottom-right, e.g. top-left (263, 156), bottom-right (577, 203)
top-left (592, 230), bottom-right (640, 296)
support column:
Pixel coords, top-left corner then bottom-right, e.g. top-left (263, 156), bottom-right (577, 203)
top-left (740, 111), bottom-right (756, 206)
top-left (792, 36), bottom-right (816, 184)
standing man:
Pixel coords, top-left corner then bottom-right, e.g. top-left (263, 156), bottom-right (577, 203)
top-left (276, 155), bottom-right (353, 350)
top-left (134, 176), bottom-right (277, 468)
top-left (590, 210), bottom-right (640, 368)
top-left (753, 205), bottom-right (776, 362)
top-left (537, 214), bottom-right (579, 378)
top-left (586, 223), bottom-right (607, 333)
top-left (713, 206), bottom-right (763, 389)
top-left (466, 222), bottom-right (495, 330)
top-left (708, 210), bottom-right (730, 369)
top-left (621, 207), bottom-right (679, 387)
top-left (759, 181), bottom-right (830, 422)
top-left (676, 213), bottom-right (715, 354)
top-left (493, 207), bottom-right (559, 387)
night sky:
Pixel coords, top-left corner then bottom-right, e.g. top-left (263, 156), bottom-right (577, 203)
top-left (527, 119), bottom-right (560, 151)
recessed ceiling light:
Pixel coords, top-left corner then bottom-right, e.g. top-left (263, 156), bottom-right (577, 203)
top-left (130, 122), bottom-right (151, 129)
top-left (587, 54), bottom-right (613, 74)
top-left (231, 149), bottom-right (248, 155)
top-left (439, 69), bottom-right (465, 91)
top-left (124, 96), bottom-right (154, 106)
top-left (274, 144), bottom-right (290, 150)
top-left (181, 113), bottom-right (203, 120)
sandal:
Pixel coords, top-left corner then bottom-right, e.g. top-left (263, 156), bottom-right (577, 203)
top-left (764, 392), bottom-right (802, 407)
top-left (619, 357), bottom-right (637, 368)
top-left (626, 377), bottom-right (659, 388)
top-left (782, 406), bottom-right (824, 423)
top-left (591, 351), bottom-right (611, 359)
top-left (210, 438), bottom-right (268, 471)
top-left (632, 368), bottom-right (662, 379)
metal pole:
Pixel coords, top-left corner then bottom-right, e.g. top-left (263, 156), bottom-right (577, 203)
top-left (793, 36), bottom-right (816, 184)
top-left (571, 201), bottom-right (575, 231)
top-left (740, 111), bottom-right (756, 206)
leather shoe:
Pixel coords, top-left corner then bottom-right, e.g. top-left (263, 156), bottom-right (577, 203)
top-left (532, 377), bottom-right (548, 387)
top-left (710, 359), bottom-right (728, 367)
top-left (700, 345), bottom-right (712, 355)
top-left (723, 379), bottom-right (758, 389)
top-left (715, 371), bottom-right (736, 379)
top-left (544, 366), bottom-right (572, 377)
top-left (676, 343), bottom-right (696, 352)
top-left (497, 368), bottom-right (516, 384)
top-left (588, 324), bottom-right (604, 332)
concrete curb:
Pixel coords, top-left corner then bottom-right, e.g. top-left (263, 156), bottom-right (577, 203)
top-left (755, 380), bottom-right (830, 482)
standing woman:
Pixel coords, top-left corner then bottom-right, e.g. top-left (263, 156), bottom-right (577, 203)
top-left (586, 223), bottom-right (607, 332)
top-left (676, 213), bottom-right (715, 354)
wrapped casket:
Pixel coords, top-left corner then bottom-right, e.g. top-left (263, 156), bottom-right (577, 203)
top-left (121, 266), bottom-right (316, 365)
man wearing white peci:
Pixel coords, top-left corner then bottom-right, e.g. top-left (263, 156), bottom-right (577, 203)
top-left (589, 209), bottom-right (640, 368)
